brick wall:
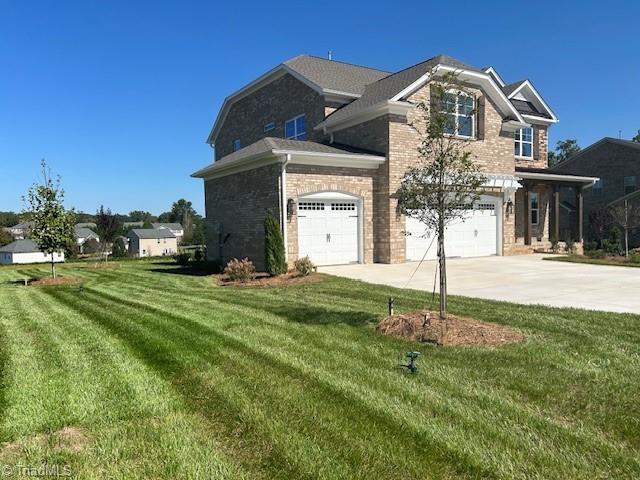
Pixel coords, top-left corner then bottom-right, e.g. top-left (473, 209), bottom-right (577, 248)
top-left (204, 163), bottom-right (281, 270)
top-left (215, 73), bottom-right (326, 160)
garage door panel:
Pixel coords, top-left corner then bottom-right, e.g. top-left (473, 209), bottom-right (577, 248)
top-left (406, 198), bottom-right (499, 261)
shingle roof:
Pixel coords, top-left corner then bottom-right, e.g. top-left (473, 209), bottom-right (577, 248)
top-left (10, 221), bottom-right (34, 230)
top-left (319, 54), bottom-right (483, 127)
top-left (128, 229), bottom-right (176, 239)
top-left (0, 239), bottom-right (42, 253)
top-left (510, 99), bottom-right (552, 119)
top-left (502, 80), bottom-right (526, 97)
top-left (74, 226), bottom-right (98, 239)
top-left (152, 223), bottom-right (183, 231)
top-left (284, 55), bottom-right (390, 96)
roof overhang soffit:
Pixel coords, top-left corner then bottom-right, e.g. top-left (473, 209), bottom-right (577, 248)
top-left (507, 80), bottom-right (558, 124)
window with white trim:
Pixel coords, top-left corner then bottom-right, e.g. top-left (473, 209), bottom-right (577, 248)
top-left (530, 192), bottom-right (539, 225)
top-left (442, 92), bottom-right (474, 137)
top-left (232, 139), bottom-right (241, 152)
top-left (285, 114), bottom-right (306, 140)
top-left (263, 121), bottom-right (275, 133)
top-left (624, 176), bottom-right (636, 195)
top-left (515, 127), bottom-right (533, 158)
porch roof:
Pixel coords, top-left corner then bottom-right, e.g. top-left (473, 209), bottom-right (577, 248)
top-left (515, 167), bottom-right (599, 187)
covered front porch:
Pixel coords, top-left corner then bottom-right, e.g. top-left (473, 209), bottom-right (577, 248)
top-left (513, 167), bottom-right (599, 251)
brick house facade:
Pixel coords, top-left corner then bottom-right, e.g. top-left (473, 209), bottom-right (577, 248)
top-left (193, 54), bottom-right (597, 269)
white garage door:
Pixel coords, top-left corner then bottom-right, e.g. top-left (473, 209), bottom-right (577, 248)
top-left (406, 198), bottom-right (500, 261)
top-left (297, 198), bottom-right (359, 266)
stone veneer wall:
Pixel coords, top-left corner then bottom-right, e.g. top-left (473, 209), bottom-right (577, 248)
top-left (204, 163), bottom-right (281, 270)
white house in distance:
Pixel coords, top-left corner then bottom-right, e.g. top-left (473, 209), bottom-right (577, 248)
top-left (0, 239), bottom-right (65, 265)
top-left (75, 225), bottom-right (100, 253)
top-left (127, 229), bottom-right (178, 257)
top-left (7, 221), bottom-right (34, 240)
top-left (152, 223), bottom-right (184, 243)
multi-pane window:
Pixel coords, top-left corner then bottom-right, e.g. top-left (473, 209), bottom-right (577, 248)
top-left (624, 176), bottom-right (636, 195)
top-left (515, 127), bottom-right (533, 158)
top-left (232, 139), bottom-right (241, 152)
top-left (530, 192), bottom-right (539, 225)
top-left (442, 92), bottom-right (474, 137)
top-left (593, 179), bottom-right (603, 195)
top-left (263, 121), bottom-right (275, 133)
top-left (285, 114), bottom-right (306, 140)
top-left (298, 202), bottom-right (324, 211)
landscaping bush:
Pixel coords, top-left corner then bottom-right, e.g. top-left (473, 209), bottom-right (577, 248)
top-left (224, 258), bottom-right (255, 282)
top-left (630, 254), bottom-right (640, 264)
top-left (174, 252), bottom-right (191, 267)
top-left (83, 238), bottom-right (100, 254)
top-left (294, 256), bottom-right (317, 276)
top-left (551, 239), bottom-right (560, 254)
top-left (602, 226), bottom-right (623, 256)
top-left (194, 248), bottom-right (204, 262)
top-left (564, 238), bottom-right (576, 255)
top-left (112, 237), bottom-right (127, 258)
top-left (264, 209), bottom-right (287, 276)
top-left (585, 249), bottom-right (606, 259)
top-left (583, 241), bottom-right (598, 252)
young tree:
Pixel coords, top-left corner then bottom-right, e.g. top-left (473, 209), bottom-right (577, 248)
top-left (95, 205), bottom-right (122, 262)
top-left (112, 237), bottom-right (127, 258)
top-left (22, 160), bottom-right (75, 278)
top-left (632, 130), bottom-right (640, 143)
top-left (588, 206), bottom-right (614, 248)
top-left (610, 199), bottom-right (640, 257)
top-left (548, 139), bottom-right (581, 166)
top-left (396, 71), bottom-right (486, 319)
top-left (264, 209), bottom-right (287, 276)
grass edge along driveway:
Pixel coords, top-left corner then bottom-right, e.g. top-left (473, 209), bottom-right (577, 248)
top-left (0, 261), bottom-right (638, 479)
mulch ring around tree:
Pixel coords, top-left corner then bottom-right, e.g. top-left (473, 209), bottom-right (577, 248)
top-left (377, 310), bottom-right (525, 347)
top-left (214, 272), bottom-right (327, 288)
top-left (22, 276), bottom-right (81, 287)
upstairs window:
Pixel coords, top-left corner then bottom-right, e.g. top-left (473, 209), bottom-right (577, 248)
top-left (441, 92), bottom-right (474, 138)
top-left (624, 176), bottom-right (636, 195)
top-left (232, 139), bottom-right (241, 152)
top-left (593, 179), bottom-right (604, 195)
top-left (515, 127), bottom-right (533, 158)
top-left (263, 121), bottom-right (275, 133)
top-left (285, 114), bottom-right (306, 140)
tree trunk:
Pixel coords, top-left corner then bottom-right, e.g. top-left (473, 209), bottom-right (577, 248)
top-left (438, 221), bottom-right (447, 320)
top-left (51, 256), bottom-right (56, 279)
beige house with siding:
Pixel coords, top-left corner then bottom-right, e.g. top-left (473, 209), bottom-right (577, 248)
top-left (127, 229), bottom-right (177, 257)
top-left (193, 54), bottom-right (598, 270)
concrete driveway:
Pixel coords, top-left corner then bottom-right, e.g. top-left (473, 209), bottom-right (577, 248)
top-left (320, 254), bottom-right (640, 314)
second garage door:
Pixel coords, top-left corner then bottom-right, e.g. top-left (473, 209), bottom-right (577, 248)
top-left (405, 198), bottom-right (500, 261)
top-left (297, 198), bottom-right (359, 266)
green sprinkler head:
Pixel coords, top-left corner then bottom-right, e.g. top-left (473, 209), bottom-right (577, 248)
top-left (402, 351), bottom-right (420, 374)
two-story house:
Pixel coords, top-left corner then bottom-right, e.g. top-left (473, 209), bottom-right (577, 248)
top-left (553, 137), bottom-right (640, 246)
top-left (193, 54), bottom-right (598, 268)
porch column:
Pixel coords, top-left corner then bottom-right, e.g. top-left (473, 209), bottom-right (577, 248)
top-left (553, 186), bottom-right (560, 242)
top-left (575, 187), bottom-right (583, 242)
top-left (524, 185), bottom-right (531, 246)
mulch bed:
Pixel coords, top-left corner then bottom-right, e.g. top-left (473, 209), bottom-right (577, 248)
top-left (214, 271), bottom-right (327, 288)
top-left (377, 310), bottom-right (524, 347)
top-left (27, 276), bottom-right (81, 287)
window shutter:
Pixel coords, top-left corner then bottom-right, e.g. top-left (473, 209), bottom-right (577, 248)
top-left (476, 95), bottom-right (485, 140)
top-left (533, 127), bottom-right (540, 161)
top-left (430, 86), bottom-right (440, 126)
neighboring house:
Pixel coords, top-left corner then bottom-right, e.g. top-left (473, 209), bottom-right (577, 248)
top-left (152, 223), bottom-right (184, 243)
top-left (75, 225), bottom-right (100, 253)
top-left (7, 221), bottom-right (34, 240)
top-left (0, 239), bottom-right (65, 265)
top-left (123, 221), bottom-right (144, 229)
top-left (193, 54), bottom-right (598, 269)
top-left (127, 229), bottom-right (177, 257)
top-left (554, 137), bottom-right (640, 246)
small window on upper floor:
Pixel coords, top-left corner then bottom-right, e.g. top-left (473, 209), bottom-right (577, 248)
top-left (232, 139), bottom-right (241, 152)
top-left (515, 127), bottom-right (533, 158)
top-left (263, 122), bottom-right (275, 133)
top-left (285, 114), bottom-right (306, 140)
top-left (624, 176), bottom-right (636, 195)
top-left (593, 179), bottom-right (604, 195)
top-left (441, 92), bottom-right (474, 138)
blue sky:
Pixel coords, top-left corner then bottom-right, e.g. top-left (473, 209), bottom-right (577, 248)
top-left (1, 1), bottom-right (639, 215)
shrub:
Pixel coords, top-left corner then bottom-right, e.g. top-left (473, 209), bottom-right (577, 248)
top-left (603, 227), bottom-right (623, 256)
top-left (586, 249), bottom-right (606, 259)
top-left (564, 238), bottom-right (576, 255)
top-left (194, 248), bottom-right (204, 262)
top-left (294, 256), bottom-right (317, 276)
top-left (551, 239), bottom-right (560, 254)
top-left (264, 209), bottom-right (286, 276)
top-left (112, 237), bottom-right (127, 258)
top-left (630, 254), bottom-right (640, 264)
top-left (82, 238), bottom-right (100, 254)
top-left (174, 252), bottom-right (191, 267)
top-left (224, 258), bottom-right (255, 282)
top-left (583, 241), bottom-right (598, 252)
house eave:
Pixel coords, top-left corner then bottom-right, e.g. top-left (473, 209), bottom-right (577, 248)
top-left (316, 100), bottom-right (413, 133)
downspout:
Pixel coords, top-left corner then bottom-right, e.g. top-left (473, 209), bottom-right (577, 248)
top-left (281, 154), bottom-right (291, 261)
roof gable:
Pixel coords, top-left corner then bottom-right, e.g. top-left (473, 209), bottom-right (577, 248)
top-left (504, 80), bottom-right (557, 123)
top-left (206, 55), bottom-right (389, 145)
top-left (553, 137), bottom-right (640, 170)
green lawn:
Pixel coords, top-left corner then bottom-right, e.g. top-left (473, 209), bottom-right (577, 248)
top-left (0, 261), bottom-right (638, 479)
top-left (544, 254), bottom-right (640, 268)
